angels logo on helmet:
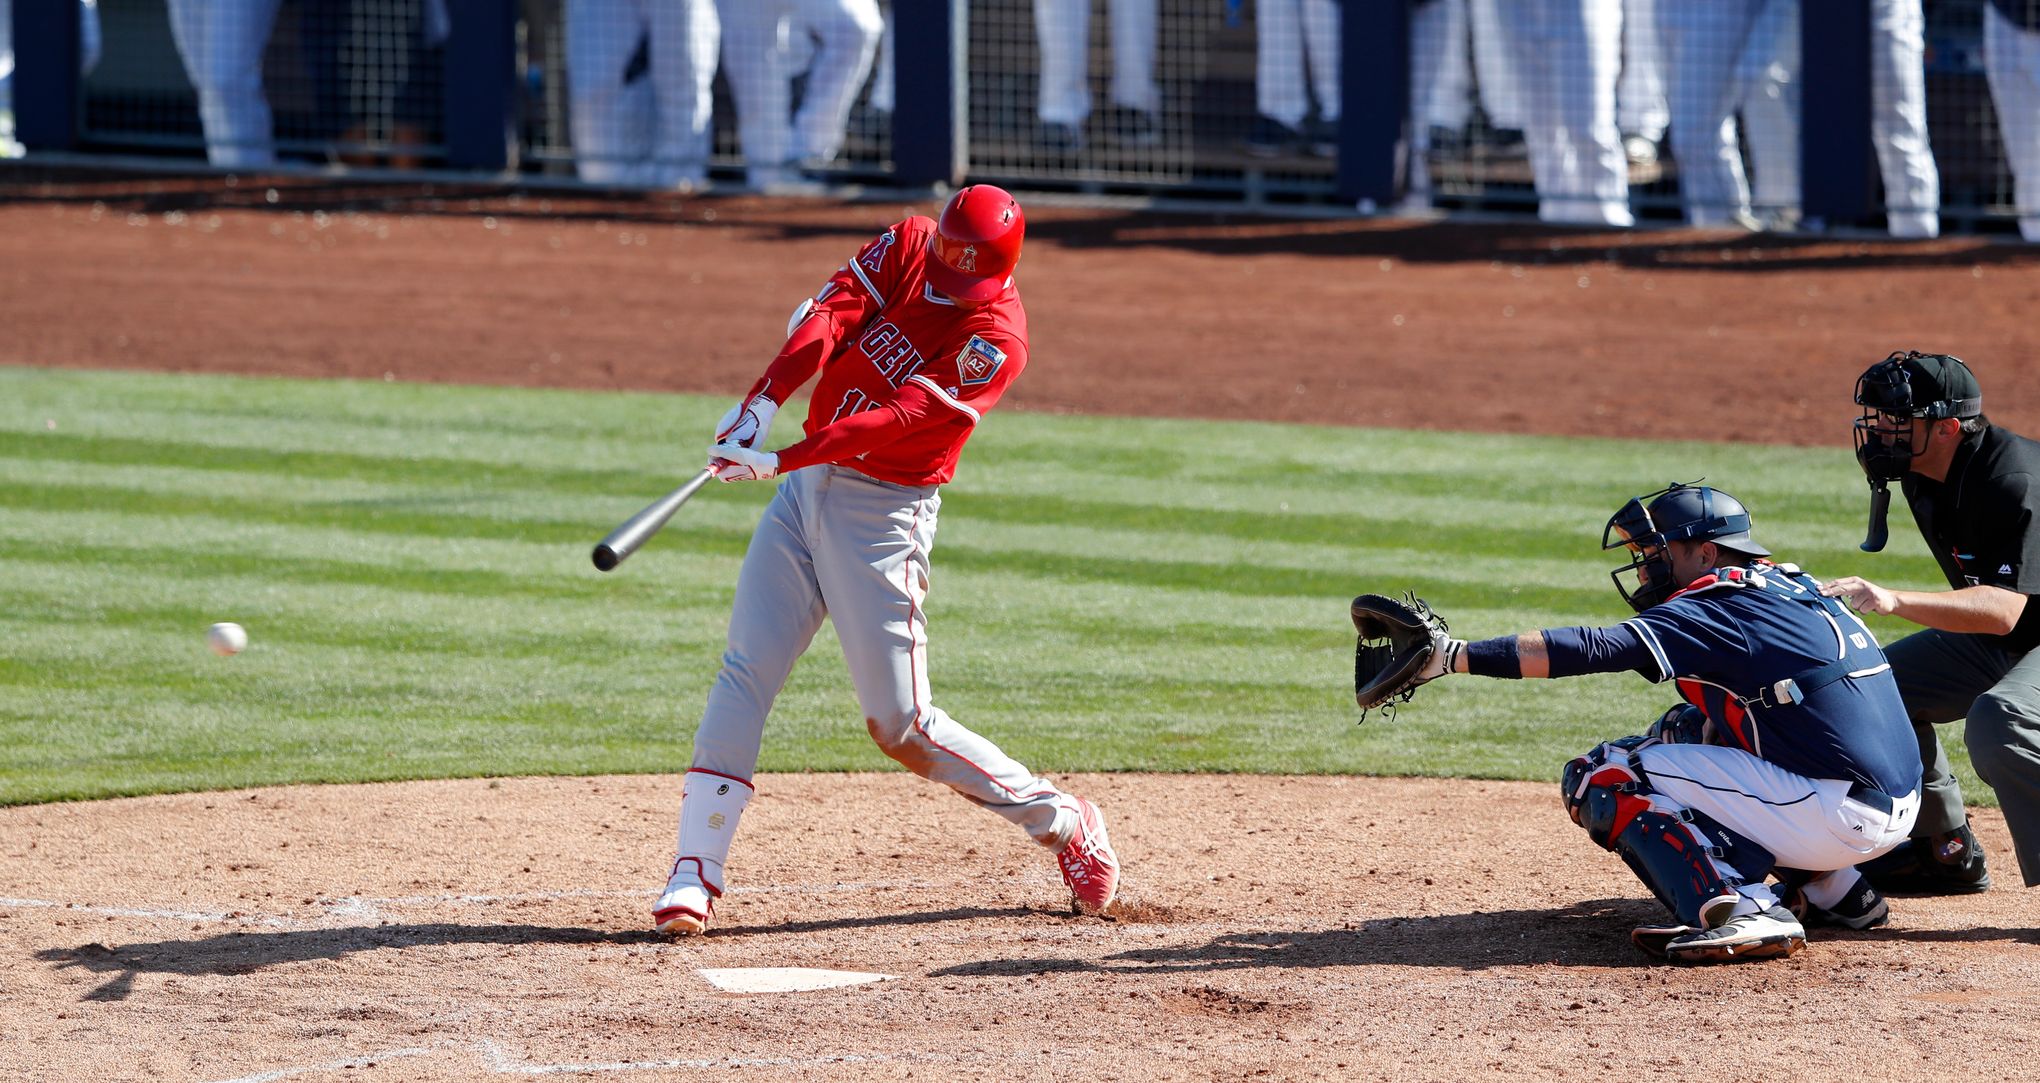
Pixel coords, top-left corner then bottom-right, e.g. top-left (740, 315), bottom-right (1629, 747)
top-left (926, 185), bottom-right (1025, 304)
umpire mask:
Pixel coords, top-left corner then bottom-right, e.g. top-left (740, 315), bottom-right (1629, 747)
top-left (1602, 483), bottom-right (1769, 613)
top-left (1852, 351), bottom-right (1984, 482)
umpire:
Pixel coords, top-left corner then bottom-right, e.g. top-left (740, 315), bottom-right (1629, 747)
top-left (1821, 351), bottom-right (2040, 894)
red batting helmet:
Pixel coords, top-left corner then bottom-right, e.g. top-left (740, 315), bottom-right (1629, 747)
top-left (925, 185), bottom-right (1024, 303)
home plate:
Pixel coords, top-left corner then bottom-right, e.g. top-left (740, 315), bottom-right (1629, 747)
top-left (696, 967), bottom-right (898, 993)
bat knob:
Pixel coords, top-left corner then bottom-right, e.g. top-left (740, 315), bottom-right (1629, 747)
top-left (592, 545), bottom-right (621, 572)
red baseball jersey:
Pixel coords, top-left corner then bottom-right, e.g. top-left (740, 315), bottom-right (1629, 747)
top-left (763, 216), bottom-right (1029, 487)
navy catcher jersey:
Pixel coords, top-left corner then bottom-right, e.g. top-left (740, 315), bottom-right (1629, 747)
top-left (1624, 564), bottom-right (1922, 797)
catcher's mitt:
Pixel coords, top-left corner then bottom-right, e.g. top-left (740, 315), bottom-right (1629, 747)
top-left (1351, 592), bottom-right (1457, 719)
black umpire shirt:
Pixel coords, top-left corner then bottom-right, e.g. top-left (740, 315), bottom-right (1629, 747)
top-left (1901, 423), bottom-right (2040, 654)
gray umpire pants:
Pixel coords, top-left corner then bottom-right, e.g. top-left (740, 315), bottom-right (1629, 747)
top-left (1888, 628), bottom-right (2040, 886)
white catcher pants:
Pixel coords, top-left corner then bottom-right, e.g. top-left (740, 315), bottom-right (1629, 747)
top-left (1635, 742), bottom-right (1918, 915)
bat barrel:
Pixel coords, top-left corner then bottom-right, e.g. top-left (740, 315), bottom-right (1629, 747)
top-left (591, 469), bottom-right (716, 572)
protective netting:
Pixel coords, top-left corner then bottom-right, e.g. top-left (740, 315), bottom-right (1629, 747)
top-left (17, 0), bottom-right (2035, 234)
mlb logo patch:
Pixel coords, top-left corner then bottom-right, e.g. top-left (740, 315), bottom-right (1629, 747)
top-left (956, 336), bottom-right (1006, 387)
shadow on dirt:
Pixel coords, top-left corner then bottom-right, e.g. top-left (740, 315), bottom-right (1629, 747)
top-left (33, 905), bottom-right (1046, 1001)
top-left (5, 165), bottom-right (2036, 273)
top-left (35, 923), bottom-right (657, 1002)
top-left (698, 905), bottom-right (1045, 939)
top-left (928, 898), bottom-right (2039, 975)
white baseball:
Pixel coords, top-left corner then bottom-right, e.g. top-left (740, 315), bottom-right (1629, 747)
top-left (207, 622), bottom-right (249, 657)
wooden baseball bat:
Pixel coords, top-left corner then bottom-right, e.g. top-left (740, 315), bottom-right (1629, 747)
top-left (592, 468), bottom-right (717, 572)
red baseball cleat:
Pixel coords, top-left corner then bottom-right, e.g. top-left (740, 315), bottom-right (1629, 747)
top-left (1056, 797), bottom-right (1120, 914)
top-left (653, 858), bottom-right (719, 936)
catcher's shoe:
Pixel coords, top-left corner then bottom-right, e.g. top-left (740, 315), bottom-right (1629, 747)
top-left (1630, 922), bottom-right (1700, 959)
top-left (1057, 797), bottom-right (1120, 914)
top-left (1782, 876), bottom-right (1890, 931)
top-left (653, 861), bottom-right (720, 937)
top-left (1662, 905), bottom-right (1806, 964)
top-left (1858, 825), bottom-right (1991, 895)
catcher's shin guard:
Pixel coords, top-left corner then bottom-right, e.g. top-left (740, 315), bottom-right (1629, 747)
top-left (1565, 746), bottom-right (1770, 930)
top-left (1611, 808), bottom-right (1743, 930)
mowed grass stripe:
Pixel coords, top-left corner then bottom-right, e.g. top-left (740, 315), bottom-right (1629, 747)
top-left (1, 367), bottom-right (1983, 804)
top-left (2, 452), bottom-right (1948, 608)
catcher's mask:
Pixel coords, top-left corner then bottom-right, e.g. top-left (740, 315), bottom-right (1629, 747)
top-left (1602, 482), bottom-right (1770, 613)
top-left (1852, 351), bottom-right (1983, 482)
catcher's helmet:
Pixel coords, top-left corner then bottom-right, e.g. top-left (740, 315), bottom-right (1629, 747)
top-left (1853, 351), bottom-right (1983, 481)
top-left (925, 185), bottom-right (1024, 304)
top-left (1603, 482), bottom-right (1770, 612)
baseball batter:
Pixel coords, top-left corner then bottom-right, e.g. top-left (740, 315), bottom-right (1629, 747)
top-left (1365, 484), bottom-right (1922, 963)
top-left (652, 185), bottom-right (1121, 935)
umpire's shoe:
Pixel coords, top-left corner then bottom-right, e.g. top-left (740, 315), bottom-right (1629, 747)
top-left (1858, 822), bottom-right (1992, 895)
top-left (1662, 905), bottom-right (1806, 964)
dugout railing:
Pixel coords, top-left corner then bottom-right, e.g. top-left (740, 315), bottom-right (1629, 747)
top-left (6, 0), bottom-right (2033, 236)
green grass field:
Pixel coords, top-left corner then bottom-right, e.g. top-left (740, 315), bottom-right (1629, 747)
top-left (0, 366), bottom-right (1982, 805)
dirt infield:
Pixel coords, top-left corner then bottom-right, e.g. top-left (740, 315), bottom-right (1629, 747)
top-left (5, 172), bottom-right (2040, 1081)
top-left (6, 776), bottom-right (2039, 1083)
top-left (4, 171), bottom-right (2039, 440)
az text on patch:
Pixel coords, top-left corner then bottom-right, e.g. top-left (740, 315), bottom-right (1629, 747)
top-left (956, 336), bottom-right (1006, 387)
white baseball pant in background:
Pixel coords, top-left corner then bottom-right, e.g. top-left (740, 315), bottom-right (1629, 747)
top-left (1254, 0), bottom-right (1339, 128)
top-left (1499, 0), bottom-right (1632, 227)
top-left (717, 0), bottom-right (880, 187)
top-left (1617, 0), bottom-right (1666, 143)
top-left (566, 0), bottom-right (718, 188)
top-left (166, 0), bottom-right (285, 167)
top-left (1468, 0), bottom-right (1524, 129)
top-left (866, 6), bottom-right (893, 115)
top-left (1985, 2), bottom-right (2040, 241)
top-left (1034, 0), bottom-right (1159, 125)
top-left (1872, 0), bottom-right (1940, 237)
top-left (1659, 0), bottom-right (1764, 227)
top-left (1734, 0), bottom-right (1800, 221)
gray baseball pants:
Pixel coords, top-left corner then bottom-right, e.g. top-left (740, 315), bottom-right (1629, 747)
top-left (1888, 628), bottom-right (2040, 886)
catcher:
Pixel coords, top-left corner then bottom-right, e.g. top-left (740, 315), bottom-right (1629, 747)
top-left (1352, 483), bottom-right (1923, 964)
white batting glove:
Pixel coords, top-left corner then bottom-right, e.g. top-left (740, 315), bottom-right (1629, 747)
top-left (708, 443), bottom-right (779, 482)
top-left (712, 394), bottom-right (778, 452)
